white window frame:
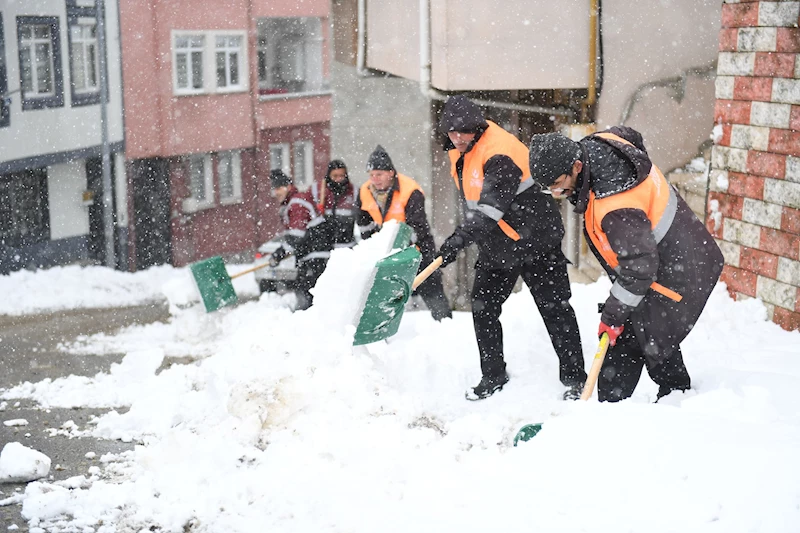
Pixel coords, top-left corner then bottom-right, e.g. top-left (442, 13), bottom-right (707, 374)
top-left (69, 18), bottom-right (98, 94)
top-left (182, 153), bottom-right (214, 212)
top-left (172, 32), bottom-right (205, 95)
top-left (292, 140), bottom-right (314, 191)
top-left (217, 150), bottom-right (242, 205)
top-left (173, 30), bottom-right (248, 96)
top-left (213, 32), bottom-right (246, 93)
top-left (19, 23), bottom-right (55, 97)
top-left (269, 143), bottom-right (291, 176)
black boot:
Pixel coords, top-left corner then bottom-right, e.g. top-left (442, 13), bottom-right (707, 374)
top-left (562, 382), bottom-right (585, 401)
top-left (465, 372), bottom-right (509, 401)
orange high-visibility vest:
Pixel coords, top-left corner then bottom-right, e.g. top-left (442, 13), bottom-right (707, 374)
top-left (448, 121), bottom-right (534, 241)
top-left (359, 173), bottom-right (422, 226)
top-left (585, 132), bottom-right (682, 303)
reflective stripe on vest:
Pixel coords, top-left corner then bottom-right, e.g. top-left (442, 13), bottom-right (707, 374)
top-left (358, 173), bottom-right (422, 226)
top-left (587, 132), bottom-right (682, 304)
top-left (448, 121), bottom-right (532, 241)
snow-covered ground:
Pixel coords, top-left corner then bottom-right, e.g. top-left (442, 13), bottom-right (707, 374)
top-left (1, 226), bottom-right (800, 532)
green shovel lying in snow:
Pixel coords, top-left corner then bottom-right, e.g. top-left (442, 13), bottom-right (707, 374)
top-left (513, 332), bottom-right (611, 445)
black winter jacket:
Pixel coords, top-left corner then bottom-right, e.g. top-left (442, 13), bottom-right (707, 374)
top-left (571, 127), bottom-right (724, 364)
top-left (355, 180), bottom-right (438, 266)
top-left (444, 130), bottom-right (565, 269)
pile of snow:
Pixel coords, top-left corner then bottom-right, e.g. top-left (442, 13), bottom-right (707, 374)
top-left (1, 226), bottom-right (799, 532)
top-left (0, 443), bottom-right (51, 483)
top-left (0, 263), bottom-right (260, 316)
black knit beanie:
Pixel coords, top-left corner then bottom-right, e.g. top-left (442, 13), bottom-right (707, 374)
top-left (528, 133), bottom-right (582, 187)
top-left (366, 145), bottom-right (395, 172)
top-left (269, 169), bottom-right (292, 188)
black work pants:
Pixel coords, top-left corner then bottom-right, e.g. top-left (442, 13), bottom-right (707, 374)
top-left (294, 258), bottom-right (328, 311)
top-left (471, 252), bottom-right (586, 386)
top-left (597, 325), bottom-right (691, 402)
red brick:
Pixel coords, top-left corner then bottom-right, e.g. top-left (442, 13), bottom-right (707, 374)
top-left (720, 28), bottom-right (739, 52)
top-left (760, 227), bottom-right (800, 260)
top-left (739, 247), bottom-right (780, 278)
top-left (720, 264), bottom-right (758, 297)
top-left (754, 53), bottom-right (796, 78)
top-left (733, 76), bottom-right (773, 101)
top-left (719, 124), bottom-right (733, 147)
top-left (728, 172), bottom-right (766, 200)
top-left (773, 307), bottom-right (800, 332)
top-left (782, 206), bottom-right (800, 234)
top-left (709, 191), bottom-right (745, 219)
top-left (769, 129), bottom-right (800, 157)
top-left (722, 3), bottom-right (759, 28)
top-left (715, 100), bottom-right (752, 125)
top-left (747, 151), bottom-right (787, 179)
top-left (792, 106), bottom-right (800, 132)
top-left (776, 28), bottom-right (800, 54)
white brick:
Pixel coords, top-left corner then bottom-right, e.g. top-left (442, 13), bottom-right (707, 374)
top-left (756, 276), bottom-right (797, 310)
top-left (716, 76), bottom-right (735, 100)
top-left (712, 146), bottom-right (748, 173)
top-left (716, 239), bottom-right (742, 268)
top-left (758, 2), bottom-right (800, 27)
top-left (738, 27), bottom-right (777, 52)
top-left (764, 179), bottom-right (800, 209)
top-left (723, 218), bottom-right (763, 248)
top-left (718, 53), bottom-right (756, 76)
top-left (710, 169), bottom-right (730, 193)
top-left (742, 198), bottom-right (783, 229)
top-left (750, 101), bottom-right (791, 128)
top-left (772, 78), bottom-right (800, 105)
top-left (787, 157), bottom-right (800, 184)
top-left (730, 124), bottom-right (771, 151)
top-left (777, 257), bottom-right (800, 286)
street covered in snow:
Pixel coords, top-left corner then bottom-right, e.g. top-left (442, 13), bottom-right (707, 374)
top-left (1, 226), bottom-right (799, 533)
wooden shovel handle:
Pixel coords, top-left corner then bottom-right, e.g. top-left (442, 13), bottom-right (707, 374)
top-left (579, 333), bottom-right (610, 401)
top-left (229, 260), bottom-right (275, 280)
top-left (412, 256), bottom-right (443, 290)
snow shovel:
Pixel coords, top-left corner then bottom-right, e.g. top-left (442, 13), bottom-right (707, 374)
top-left (352, 253), bottom-right (444, 346)
top-left (189, 256), bottom-right (277, 313)
top-left (513, 333), bottom-right (610, 446)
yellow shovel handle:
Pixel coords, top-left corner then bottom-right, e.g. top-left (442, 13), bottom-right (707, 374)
top-left (579, 332), bottom-right (610, 401)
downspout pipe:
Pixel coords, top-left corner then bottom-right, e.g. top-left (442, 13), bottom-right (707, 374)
top-left (417, 0), bottom-right (574, 118)
top-left (356, 0), bottom-right (369, 76)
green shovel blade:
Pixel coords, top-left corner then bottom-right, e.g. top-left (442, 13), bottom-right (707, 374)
top-left (513, 423), bottom-right (543, 446)
top-left (391, 222), bottom-right (413, 251)
top-left (353, 246), bottom-right (422, 346)
top-left (189, 256), bottom-right (239, 313)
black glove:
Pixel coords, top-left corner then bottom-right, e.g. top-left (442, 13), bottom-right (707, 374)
top-left (437, 233), bottom-right (464, 267)
top-left (270, 246), bottom-right (288, 266)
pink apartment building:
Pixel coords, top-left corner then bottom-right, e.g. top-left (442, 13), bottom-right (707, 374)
top-left (119, 0), bottom-right (332, 269)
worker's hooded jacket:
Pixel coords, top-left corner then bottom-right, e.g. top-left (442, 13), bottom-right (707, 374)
top-left (570, 126), bottom-right (723, 365)
top-left (355, 174), bottom-right (438, 264)
top-left (442, 122), bottom-right (564, 269)
top-left (277, 186), bottom-right (332, 262)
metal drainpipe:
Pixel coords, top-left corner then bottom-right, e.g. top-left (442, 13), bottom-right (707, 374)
top-left (356, 0), bottom-right (369, 76)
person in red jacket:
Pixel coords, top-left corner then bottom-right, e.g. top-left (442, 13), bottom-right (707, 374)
top-left (269, 169), bottom-right (332, 310)
top-left (310, 160), bottom-right (357, 249)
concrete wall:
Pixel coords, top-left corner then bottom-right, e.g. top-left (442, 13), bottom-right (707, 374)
top-left (596, 0), bottom-right (722, 172)
top-left (330, 61), bottom-right (433, 197)
top-left (366, 0), bottom-right (589, 90)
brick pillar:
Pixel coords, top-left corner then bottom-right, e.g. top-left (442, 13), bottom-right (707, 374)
top-left (709, 0), bottom-right (800, 331)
